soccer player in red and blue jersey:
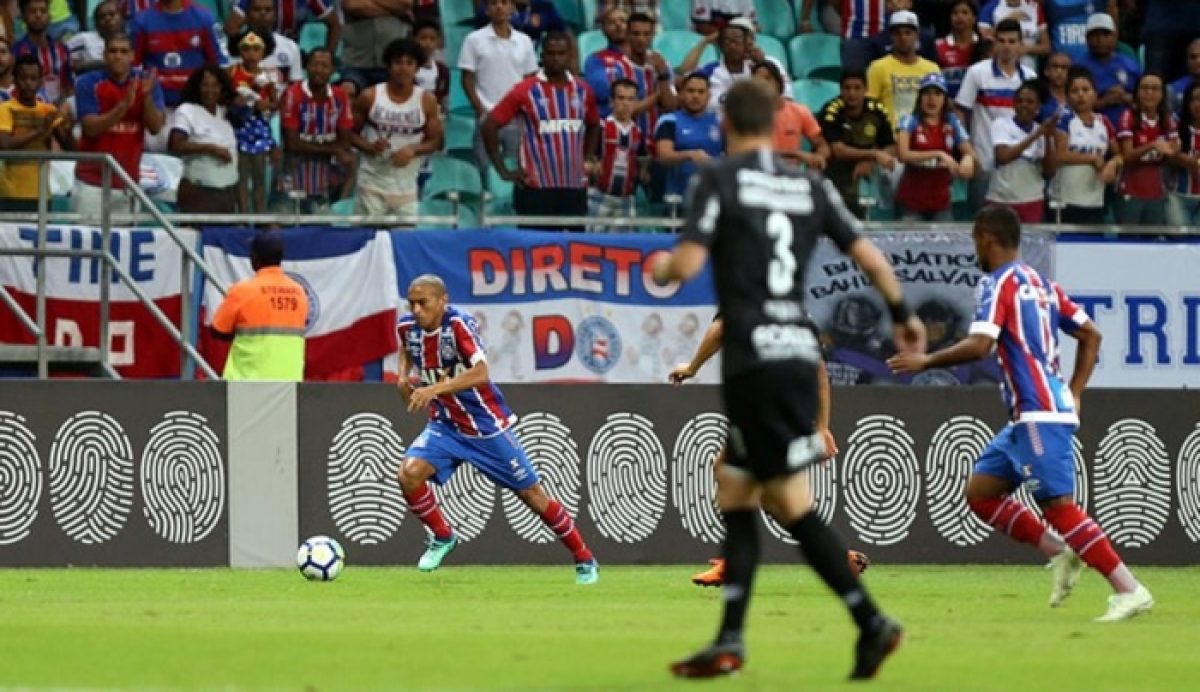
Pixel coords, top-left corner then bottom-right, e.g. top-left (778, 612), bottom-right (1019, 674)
top-left (131, 0), bottom-right (227, 108)
top-left (395, 275), bottom-right (599, 584)
top-left (889, 205), bottom-right (1154, 623)
top-left (483, 31), bottom-right (600, 227)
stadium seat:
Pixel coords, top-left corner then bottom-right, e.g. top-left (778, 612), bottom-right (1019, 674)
top-left (654, 31), bottom-right (716, 71)
top-left (754, 0), bottom-right (796, 39)
top-left (298, 22), bottom-right (327, 55)
top-left (444, 23), bottom-right (474, 67)
top-left (661, 1), bottom-right (692, 31)
top-left (85, 0), bottom-right (103, 30)
top-left (444, 113), bottom-right (476, 155)
top-left (448, 68), bottom-right (474, 116)
top-left (789, 33), bottom-right (841, 81)
top-left (577, 30), bottom-right (607, 64)
top-left (420, 197), bottom-right (480, 228)
top-left (756, 35), bottom-right (788, 73)
top-left (423, 156), bottom-right (483, 203)
top-left (441, 0), bottom-right (478, 26)
top-left (485, 159), bottom-right (516, 215)
top-left (579, 0), bottom-right (597, 28)
top-left (792, 78), bottom-right (839, 113)
top-left (553, 0), bottom-right (586, 32)
top-left (331, 198), bottom-right (355, 215)
top-left (193, 0), bottom-right (223, 21)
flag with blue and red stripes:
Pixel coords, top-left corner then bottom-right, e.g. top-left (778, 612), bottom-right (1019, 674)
top-left (397, 305), bottom-right (516, 438)
top-left (489, 70), bottom-right (599, 190)
top-left (131, 1), bottom-right (227, 107)
top-left (969, 261), bottom-right (1089, 424)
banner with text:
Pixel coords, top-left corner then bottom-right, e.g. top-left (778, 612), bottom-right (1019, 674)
top-left (0, 224), bottom-right (196, 378)
top-left (1056, 240), bottom-right (1200, 388)
top-left (390, 229), bottom-right (720, 383)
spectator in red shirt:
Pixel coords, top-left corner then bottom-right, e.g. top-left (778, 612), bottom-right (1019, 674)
top-left (1117, 71), bottom-right (1179, 226)
top-left (588, 77), bottom-right (644, 227)
top-left (936, 0), bottom-right (984, 100)
top-left (73, 33), bottom-right (165, 212)
top-left (13, 0), bottom-right (72, 104)
top-left (483, 31), bottom-right (601, 230)
top-left (278, 47), bottom-right (356, 212)
top-left (896, 72), bottom-right (976, 220)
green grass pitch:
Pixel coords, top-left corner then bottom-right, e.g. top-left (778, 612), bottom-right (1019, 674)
top-left (1, 565), bottom-right (1196, 690)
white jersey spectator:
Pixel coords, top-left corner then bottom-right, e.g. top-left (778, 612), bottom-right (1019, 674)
top-left (978, 0), bottom-right (1050, 72)
top-left (691, 0), bottom-right (756, 33)
top-left (261, 32), bottom-right (303, 91)
top-left (458, 9), bottom-right (539, 113)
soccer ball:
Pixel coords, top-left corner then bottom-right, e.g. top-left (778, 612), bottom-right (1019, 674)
top-left (296, 535), bottom-right (345, 581)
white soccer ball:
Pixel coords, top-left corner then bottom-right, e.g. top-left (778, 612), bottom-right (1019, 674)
top-left (296, 535), bottom-right (345, 582)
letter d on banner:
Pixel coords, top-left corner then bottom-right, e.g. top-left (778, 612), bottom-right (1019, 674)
top-left (533, 315), bottom-right (574, 369)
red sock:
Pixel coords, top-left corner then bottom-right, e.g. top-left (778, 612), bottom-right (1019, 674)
top-left (403, 483), bottom-right (453, 540)
top-left (968, 496), bottom-right (1047, 546)
top-left (1043, 503), bottom-right (1121, 576)
top-left (539, 499), bottom-right (593, 563)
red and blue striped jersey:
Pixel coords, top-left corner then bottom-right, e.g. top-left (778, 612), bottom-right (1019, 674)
top-left (969, 262), bottom-right (1089, 424)
top-left (131, 1), bottom-right (227, 107)
top-left (583, 45), bottom-right (635, 117)
top-left (75, 68), bottom-right (166, 188)
top-left (398, 306), bottom-right (516, 438)
top-left (628, 57), bottom-right (665, 154)
top-left (840, 0), bottom-right (887, 39)
top-left (594, 116), bottom-right (642, 197)
top-left (233, 0), bottom-right (334, 39)
top-left (280, 80), bottom-right (353, 194)
top-left (490, 70), bottom-right (599, 190)
top-left (12, 36), bottom-right (72, 103)
top-left (121, 0), bottom-right (155, 18)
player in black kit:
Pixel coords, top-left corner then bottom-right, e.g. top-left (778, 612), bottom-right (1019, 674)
top-left (653, 79), bottom-right (927, 682)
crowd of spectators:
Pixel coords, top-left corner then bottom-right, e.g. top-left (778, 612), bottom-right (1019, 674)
top-left (0, 0), bottom-right (1197, 228)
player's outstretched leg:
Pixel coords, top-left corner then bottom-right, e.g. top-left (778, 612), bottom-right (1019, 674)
top-left (967, 493), bottom-right (1079, 605)
top-left (397, 458), bottom-right (457, 572)
top-left (517, 484), bottom-right (598, 584)
top-left (786, 511), bottom-right (902, 680)
top-left (670, 509), bottom-right (756, 678)
top-left (1042, 502), bottom-right (1154, 622)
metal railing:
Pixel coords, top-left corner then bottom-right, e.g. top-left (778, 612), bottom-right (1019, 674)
top-left (0, 150), bottom-right (228, 379)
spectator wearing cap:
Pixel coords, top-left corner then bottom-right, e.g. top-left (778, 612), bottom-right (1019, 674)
top-left (801, 0), bottom-right (889, 74)
top-left (935, 0), bottom-right (984, 100)
top-left (819, 69), bottom-right (897, 219)
top-left (474, 0), bottom-right (565, 45)
top-left (868, 0), bottom-right (939, 66)
top-left (1074, 12), bottom-right (1139, 131)
top-left (986, 80), bottom-right (1058, 223)
top-left (978, 0), bottom-right (1051, 72)
top-left (461, 0), bottom-right (539, 170)
top-left (753, 60), bottom-right (830, 170)
top-left (1169, 38), bottom-right (1200, 113)
top-left (867, 10), bottom-right (940, 131)
top-left (1043, 0), bottom-right (1118, 62)
top-left (654, 71), bottom-right (721, 199)
top-left (67, 1), bottom-right (124, 76)
top-left (584, 7), bottom-right (635, 118)
top-left (1141, 0), bottom-right (1200, 85)
top-left (226, 0), bottom-right (341, 54)
top-left (691, 0), bottom-right (755, 35)
top-left (955, 17), bottom-right (1036, 211)
top-left (678, 16), bottom-right (791, 113)
top-left (210, 232), bottom-right (309, 382)
top-left (895, 72), bottom-right (975, 221)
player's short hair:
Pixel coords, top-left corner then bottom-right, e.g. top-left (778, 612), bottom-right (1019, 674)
top-left (13, 54), bottom-right (42, 75)
top-left (19, 0), bottom-right (47, 15)
top-left (409, 274), bottom-right (447, 296)
top-left (627, 12), bottom-right (655, 29)
top-left (681, 71), bottom-right (710, 88)
top-left (994, 18), bottom-right (1022, 39)
top-left (973, 205), bottom-right (1021, 248)
top-left (541, 30), bottom-right (572, 51)
top-left (753, 60), bottom-right (785, 95)
top-left (723, 80), bottom-right (775, 136)
top-left (250, 232), bottom-right (285, 266)
top-left (611, 78), bottom-right (638, 97)
top-left (304, 46), bottom-right (334, 68)
top-left (840, 69), bottom-right (867, 86)
top-left (413, 18), bottom-right (443, 37)
top-left (1065, 65), bottom-right (1096, 91)
top-left (382, 37), bottom-right (425, 67)
top-left (1015, 79), bottom-right (1041, 102)
top-left (105, 31), bottom-right (133, 49)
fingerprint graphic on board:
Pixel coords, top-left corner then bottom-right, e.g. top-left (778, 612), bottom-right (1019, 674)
top-left (503, 412), bottom-right (582, 544)
top-left (140, 412), bottom-right (225, 543)
top-left (758, 456), bottom-right (838, 545)
top-left (841, 415), bottom-right (920, 546)
top-left (48, 412), bottom-right (134, 544)
top-left (671, 413), bottom-right (726, 544)
top-left (431, 463), bottom-right (495, 542)
top-left (0, 411), bottom-right (40, 545)
top-left (925, 416), bottom-right (993, 546)
top-left (1014, 435), bottom-right (1088, 515)
top-left (1177, 425), bottom-right (1200, 543)
top-left (327, 413), bottom-right (407, 545)
top-left (587, 413), bottom-right (668, 543)
top-left (1092, 419), bottom-right (1170, 548)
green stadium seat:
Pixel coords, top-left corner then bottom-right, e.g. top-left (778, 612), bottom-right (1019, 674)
top-left (553, 0), bottom-right (586, 32)
top-left (298, 21), bottom-right (327, 55)
top-left (792, 78), bottom-right (839, 114)
top-left (441, 0), bottom-right (478, 26)
top-left (653, 31), bottom-right (716, 71)
top-left (423, 155), bottom-right (483, 203)
top-left (420, 197), bottom-right (480, 228)
top-left (754, 0), bottom-right (796, 39)
top-left (756, 34), bottom-right (788, 73)
top-left (577, 30), bottom-right (607, 64)
top-left (331, 197), bottom-right (356, 215)
top-left (580, 0), bottom-right (598, 28)
top-left (444, 23), bottom-right (475, 68)
top-left (789, 33), bottom-right (841, 81)
top-left (661, 1), bottom-right (692, 31)
top-left (194, 0), bottom-right (223, 21)
top-left (444, 113), bottom-right (476, 155)
top-left (448, 68), bottom-right (474, 116)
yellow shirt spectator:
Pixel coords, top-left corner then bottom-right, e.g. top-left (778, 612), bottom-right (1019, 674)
top-left (0, 98), bottom-right (59, 200)
top-left (867, 54), bottom-right (941, 131)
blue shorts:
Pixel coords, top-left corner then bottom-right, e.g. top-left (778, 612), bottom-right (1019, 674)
top-left (975, 422), bottom-right (1076, 501)
top-left (407, 421), bottom-right (540, 492)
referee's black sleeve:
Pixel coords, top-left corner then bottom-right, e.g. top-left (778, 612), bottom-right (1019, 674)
top-left (680, 166), bottom-right (721, 248)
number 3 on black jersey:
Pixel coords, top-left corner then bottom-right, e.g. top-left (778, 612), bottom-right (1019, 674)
top-left (765, 211), bottom-right (797, 297)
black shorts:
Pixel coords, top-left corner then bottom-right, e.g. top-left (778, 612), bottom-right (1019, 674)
top-left (722, 363), bottom-right (821, 482)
